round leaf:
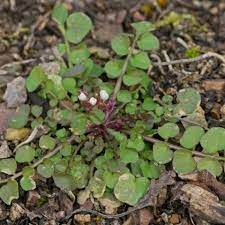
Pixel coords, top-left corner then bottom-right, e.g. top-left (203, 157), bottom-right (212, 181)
top-left (104, 59), bottom-right (123, 79)
top-left (158, 123), bottom-right (179, 139)
top-left (140, 161), bottom-right (160, 178)
top-left (200, 127), bottom-right (225, 153)
top-left (89, 176), bottom-right (106, 198)
top-left (0, 180), bottom-right (19, 205)
top-left (39, 135), bottom-right (56, 150)
top-left (180, 126), bottom-right (205, 149)
top-left (15, 145), bottom-right (35, 163)
top-left (131, 21), bottom-right (155, 35)
top-left (120, 149), bottom-right (139, 164)
top-left (153, 142), bottom-right (173, 164)
top-left (197, 158), bottom-right (222, 177)
top-left (20, 177), bottom-right (36, 191)
top-left (52, 4), bottom-right (68, 25)
top-left (173, 150), bottom-right (196, 174)
top-left (0, 158), bottom-right (17, 175)
top-left (142, 97), bottom-right (157, 111)
top-left (137, 32), bottom-right (159, 50)
top-left (117, 90), bottom-right (132, 103)
top-left (111, 34), bottom-right (130, 56)
top-left (37, 160), bottom-right (54, 178)
top-left (130, 52), bottom-right (151, 69)
top-left (53, 173), bottom-right (76, 191)
top-left (114, 173), bottom-right (137, 205)
top-left (65, 12), bottom-right (92, 44)
top-left (123, 70), bottom-right (146, 86)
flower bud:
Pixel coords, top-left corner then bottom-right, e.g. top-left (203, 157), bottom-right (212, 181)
top-left (78, 92), bottom-right (87, 101)
top-left (89, 97), bottom-right (97, 106)
top-left (100, 90), bottom-right (109, 101)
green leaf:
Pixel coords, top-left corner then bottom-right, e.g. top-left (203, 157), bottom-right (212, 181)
top-left (31, 105), bottom-right (43, 118)
top-left (26, 66), bottom-right (46, 92)
top-left (174, 88), bottom-right (201, 116)
top-left (22, 166), bottom-right (35, 177)
top-left (137, 33), bottom-right (159, 50)
top-left (71, 113), bottom-right (87, 135)
top-left (111, 34), bottom-right (130, 56)
top-left (62, 78), bottom-right (77, 95)
top-left (15, 145), bottom-right (35, 163)
top-left (114, 173), bottom-right (137, 205)
top-left (104, 59), bottom-right (123, 79)
top-left (130, 52), bottom-right (151, 69)
top-left (55, 159), bottom-right (68, 173)
top-left (20, 177), bottom-right (36, 191)
top-left (173, 150), bottom-right (196, 174)
top-left (158, 123), bottom-right (179, 139)
top-left (103, 171), bottom-right (119, 189)
top-left (0, 158), bottom-right (17, 175)
top-left (89, 176), bottom-right (106, 198)
top-left (117, 90), bottom-right (132, 103)
top-left (135, 177), bottom-right (149, 200)
top-left (69, 43), bottom-right (90, 64)
top-left (9, 104), bottom-right (30, 128)
top-left (60, 143), bottom-right (72, 156)
top-left (39, 135), bottom-right (56, 150)
top-left (0, 180), bottom-right (19, 205)
top-left (120, 148), bottom-right (139, 164)
top-left (197, 158), bottom-right (222, 177)
top-left (127, 135), bottom-right (145, 152)
top-left (125, 100), bottom-right (137, 114)
top-left (200, 127), bottom-right (225, 153)
top-left (140, 161), bottom-right (160, 178)
top-left (53, 173), bottom-right (76, 191)
top-left (123, 70), bottom-right (146, 86)
top-left (37, 160), bottom-right (54, 178)
top-left (131, 21), bottom-right (155, 35)
top-left (89, 108), bottom-right (105, 125)
top-left (153, 143), bottom-right (173, 164)
top-left (142, 97), bottom-right (157, 111)
top-left (180, 126), bottom-right (205, 149)
top-left (65, 12), bottom-right (92, 44)
top-left (52, 4), bottom-right (68, 25)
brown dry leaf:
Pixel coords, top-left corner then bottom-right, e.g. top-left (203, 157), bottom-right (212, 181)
top-left (0, 141), bottom-right (12, 158)
top-left (5, 128), bottom-right (30, 141)
top-left (0, 103), bottom-right (15, 134)
top-left (3, 76), bottom-right (27, 108)
top-left (180, 183), bottom-right (225, 224)
top-left (99, 194), bottom-right (122, 214)
top-left (9, 203), bottom-right (26, 221)
top-left (138, 171), bottom-right (176, 207)
top-left (202, 79), bottom-right (225, 91)
top-left (59, 192), bottom-right (74, 215)
top-left (26, 190), bottom-right (41, 209)
top-left (77, 189), bottom-right (90, 206)
top-left (74, 213), bottom-right (91, 224)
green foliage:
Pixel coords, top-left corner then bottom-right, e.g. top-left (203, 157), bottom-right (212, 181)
top-left (1, 7), bottom-right (225, 209)
top-left (111, 34), bottom-right (130, 56)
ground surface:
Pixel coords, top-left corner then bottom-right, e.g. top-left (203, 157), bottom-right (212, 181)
top-left (0, 0), bottom-right (225, 224)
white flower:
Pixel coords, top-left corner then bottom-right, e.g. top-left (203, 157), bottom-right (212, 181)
top-left (78, 92), bottom-right (87, 101)
top-left (89, 97), bottom-right (97, 106)
top-left (100, 90), bottom-right (109, 101)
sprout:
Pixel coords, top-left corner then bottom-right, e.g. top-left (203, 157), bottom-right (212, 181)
top-left (78, 92), bottom-right (88, 101)
top-left (89, 97), bottom-right (97, 106)
top-left (100, 90), bottom-right (109, 101)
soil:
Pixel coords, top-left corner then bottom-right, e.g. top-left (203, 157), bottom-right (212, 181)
top-left (0, 0), bottom-right (225, 224)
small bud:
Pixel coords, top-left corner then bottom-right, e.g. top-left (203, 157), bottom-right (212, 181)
top-left (89, 97), bottom-right (97, 106)
top-left (100, 90), bottom-right (109, 101)
top-left (78, 92), bottom-right (87, 101)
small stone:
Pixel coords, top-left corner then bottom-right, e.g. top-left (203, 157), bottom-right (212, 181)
top-left (0, 141), bottom-right (12, 158)
top-left (169, 214), bottom-right (181, 224)
top-left (5, 128), bottom-right (30, 141)
top-left (3, 77), bottom-right (27, 108)
top-left (9, 203), bottom-right (25, 221)
top-left (74, 214), bottom-right (91, 223)
top-left (100, 90), bottom-right (109, 101)
top-left (78, 92), bottom-right (88, 101)
top-left (139, 208), bottom-right (154, 225)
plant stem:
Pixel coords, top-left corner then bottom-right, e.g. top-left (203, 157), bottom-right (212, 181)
top-left (59, 25), bottom-right (73, 68)
top-left (0, 136), bottom-right (76, 185)
top-left (112, 35), bottom-right (138, 100)
top-left (143, 135), bottom-right (225, 161)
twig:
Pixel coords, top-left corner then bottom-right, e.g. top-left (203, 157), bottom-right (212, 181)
top-left (112, 36), bottom-right (138, 100)
top-left (0, 59), bottom-right (36, 69)
top-left (143, 135), bottom-right (225, 161)
top-left (0, 136), bottom-right (76, 185)
top-left (151, 52), bottom-right (225, 67)
top-left (162, 50), bottom-right (173, 71)
top-left (150, 54), bottom-right (165, 74)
